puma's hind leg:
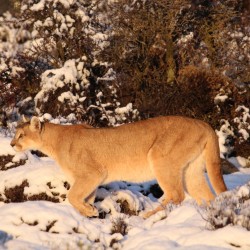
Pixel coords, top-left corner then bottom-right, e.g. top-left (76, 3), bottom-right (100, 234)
top-left (143, 175), bottom-right (185, 218)
top-left (184, 154), bottom-right (215, 204)
top-left (144, 149), bottom-right (185, 218)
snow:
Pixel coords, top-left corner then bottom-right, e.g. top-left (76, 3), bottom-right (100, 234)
top-left (237, 185), bottom-right (250, 197)
top-left (54, 0), bottom-right (75, 9)
top-left (42, 113), bottom-right (53, 121)
top-left (0, 133), bottom-right (250, 249)
top-left (115, 103), bottom-right (133, 115)
top-left (216, 120), bottom-right (234, 156)
top-left (0, 139), bottom-right (13, 156)
top-left (238, 128), bottom-right (249, 140)
top-left (234, 106), bottom-right (250, 142)
top-left (214, 94), bottom-right (228, 104)
top-left (122, 204), bottom-right (250, 250)
top-left (228, 156), bottom-right (250, 169)
top-left (30, 0), bottom-right (46, 12)
top-left (92, 32), bottom-right (109, 49)
top-left (34, 59), bottom-right (89, 114)
top-left (75, 9), bottom-right (90, 23)
top-left (58, 91), bottom-right (78, 104)
top-left (177, 32), bottom-right (194, 45)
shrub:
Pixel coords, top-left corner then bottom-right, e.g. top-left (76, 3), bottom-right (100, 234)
top-left (117, 200), bottom-right (137, 216)
top-left (0, 0), bottom-right (139, 126)
top-left (102, 0), bottom-right (249, 125)
top-left (0, 12), bottom-right (31, 122)
top-left (176, 66), bottom-right (237, 125)
top-left (203, 183), bottom-right (250, 231)
top-left (111, 217), bottom-right (128, 236)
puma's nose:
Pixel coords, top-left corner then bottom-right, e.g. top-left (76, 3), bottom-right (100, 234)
top-left (10, 141), bottom-right (15, 147)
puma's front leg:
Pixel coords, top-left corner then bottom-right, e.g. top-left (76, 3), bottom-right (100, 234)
top-left (67, 167), bottom-right (106, 217)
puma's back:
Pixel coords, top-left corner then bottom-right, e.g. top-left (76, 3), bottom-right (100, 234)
top-left (11, 116), bottom-right (227, 217)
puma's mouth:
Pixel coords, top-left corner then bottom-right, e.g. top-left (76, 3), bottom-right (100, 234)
top-left (12, 144), bottom-right (23, 152)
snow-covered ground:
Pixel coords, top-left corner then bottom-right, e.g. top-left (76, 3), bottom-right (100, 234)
top-left (0, 133), bottom-right (250, 250)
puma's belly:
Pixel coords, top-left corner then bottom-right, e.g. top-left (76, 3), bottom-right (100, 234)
top-left (105, 163), bottom-right (155, 183)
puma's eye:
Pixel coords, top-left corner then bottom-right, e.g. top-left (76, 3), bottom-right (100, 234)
top-left (19, 134), bottom-right (24, 139)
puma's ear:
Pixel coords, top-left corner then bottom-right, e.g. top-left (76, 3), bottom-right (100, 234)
top-left (30, 116), bottom-right (41, 132)
top-left (22, 115), bottom-right (30, 123)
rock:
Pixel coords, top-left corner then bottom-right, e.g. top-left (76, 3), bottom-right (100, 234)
top-left (221, 158), bottom-right (239, 174)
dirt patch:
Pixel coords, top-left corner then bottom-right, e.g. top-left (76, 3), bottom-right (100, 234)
top-left (21, 217), bottom-right (38, 226)
top-left (4, 180), bottom-right (29, 203)
top-left (0, 154), bottom-right (26, 171)
top-left (44, 220), bottom-right (57, 232)
top-left (2, 180), bottom-right (64, 203)
top-left (31, 150), bottom-right (47, 158)
top-left (27, 193), bottom-right (59, 203)
top-left (117, 200), bottom-right (137, 216)
top-left (234, 141), bottom-right (250, 160)
top-left (111, 217), bottom-right (128, 236)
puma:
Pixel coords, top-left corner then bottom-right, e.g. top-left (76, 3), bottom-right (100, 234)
top-left (11, 116), bottom-right (227, 218)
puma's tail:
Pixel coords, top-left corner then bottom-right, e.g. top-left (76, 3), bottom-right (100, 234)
top-left (205, 130), bottom-right (227, 194)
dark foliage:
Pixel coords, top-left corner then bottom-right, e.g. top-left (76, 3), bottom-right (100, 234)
top-left (111, 217), bottom-right (128, 236)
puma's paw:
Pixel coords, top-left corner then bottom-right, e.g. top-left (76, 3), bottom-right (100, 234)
top-left (142, 210), bottom-right (155, 219)
top-left (142, 205), bottom-right (167, 219)
top-left (80, 203), bottom-right (99, 218)
top-left (88, 205), bottom-right (99, 218)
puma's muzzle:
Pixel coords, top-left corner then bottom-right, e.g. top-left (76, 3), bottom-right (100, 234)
top-left (10, 140), bottom-right (16, 147)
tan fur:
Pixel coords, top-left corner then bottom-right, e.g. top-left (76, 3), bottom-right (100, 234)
top-left (11, 116), bottom-right (227, 218)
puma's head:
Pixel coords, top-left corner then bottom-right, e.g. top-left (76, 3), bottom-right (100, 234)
top-left (11, 116), bottom-right (43, 152)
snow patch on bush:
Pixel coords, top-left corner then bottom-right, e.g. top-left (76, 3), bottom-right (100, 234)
top-left (203, 181), bottom-right (250, 231)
